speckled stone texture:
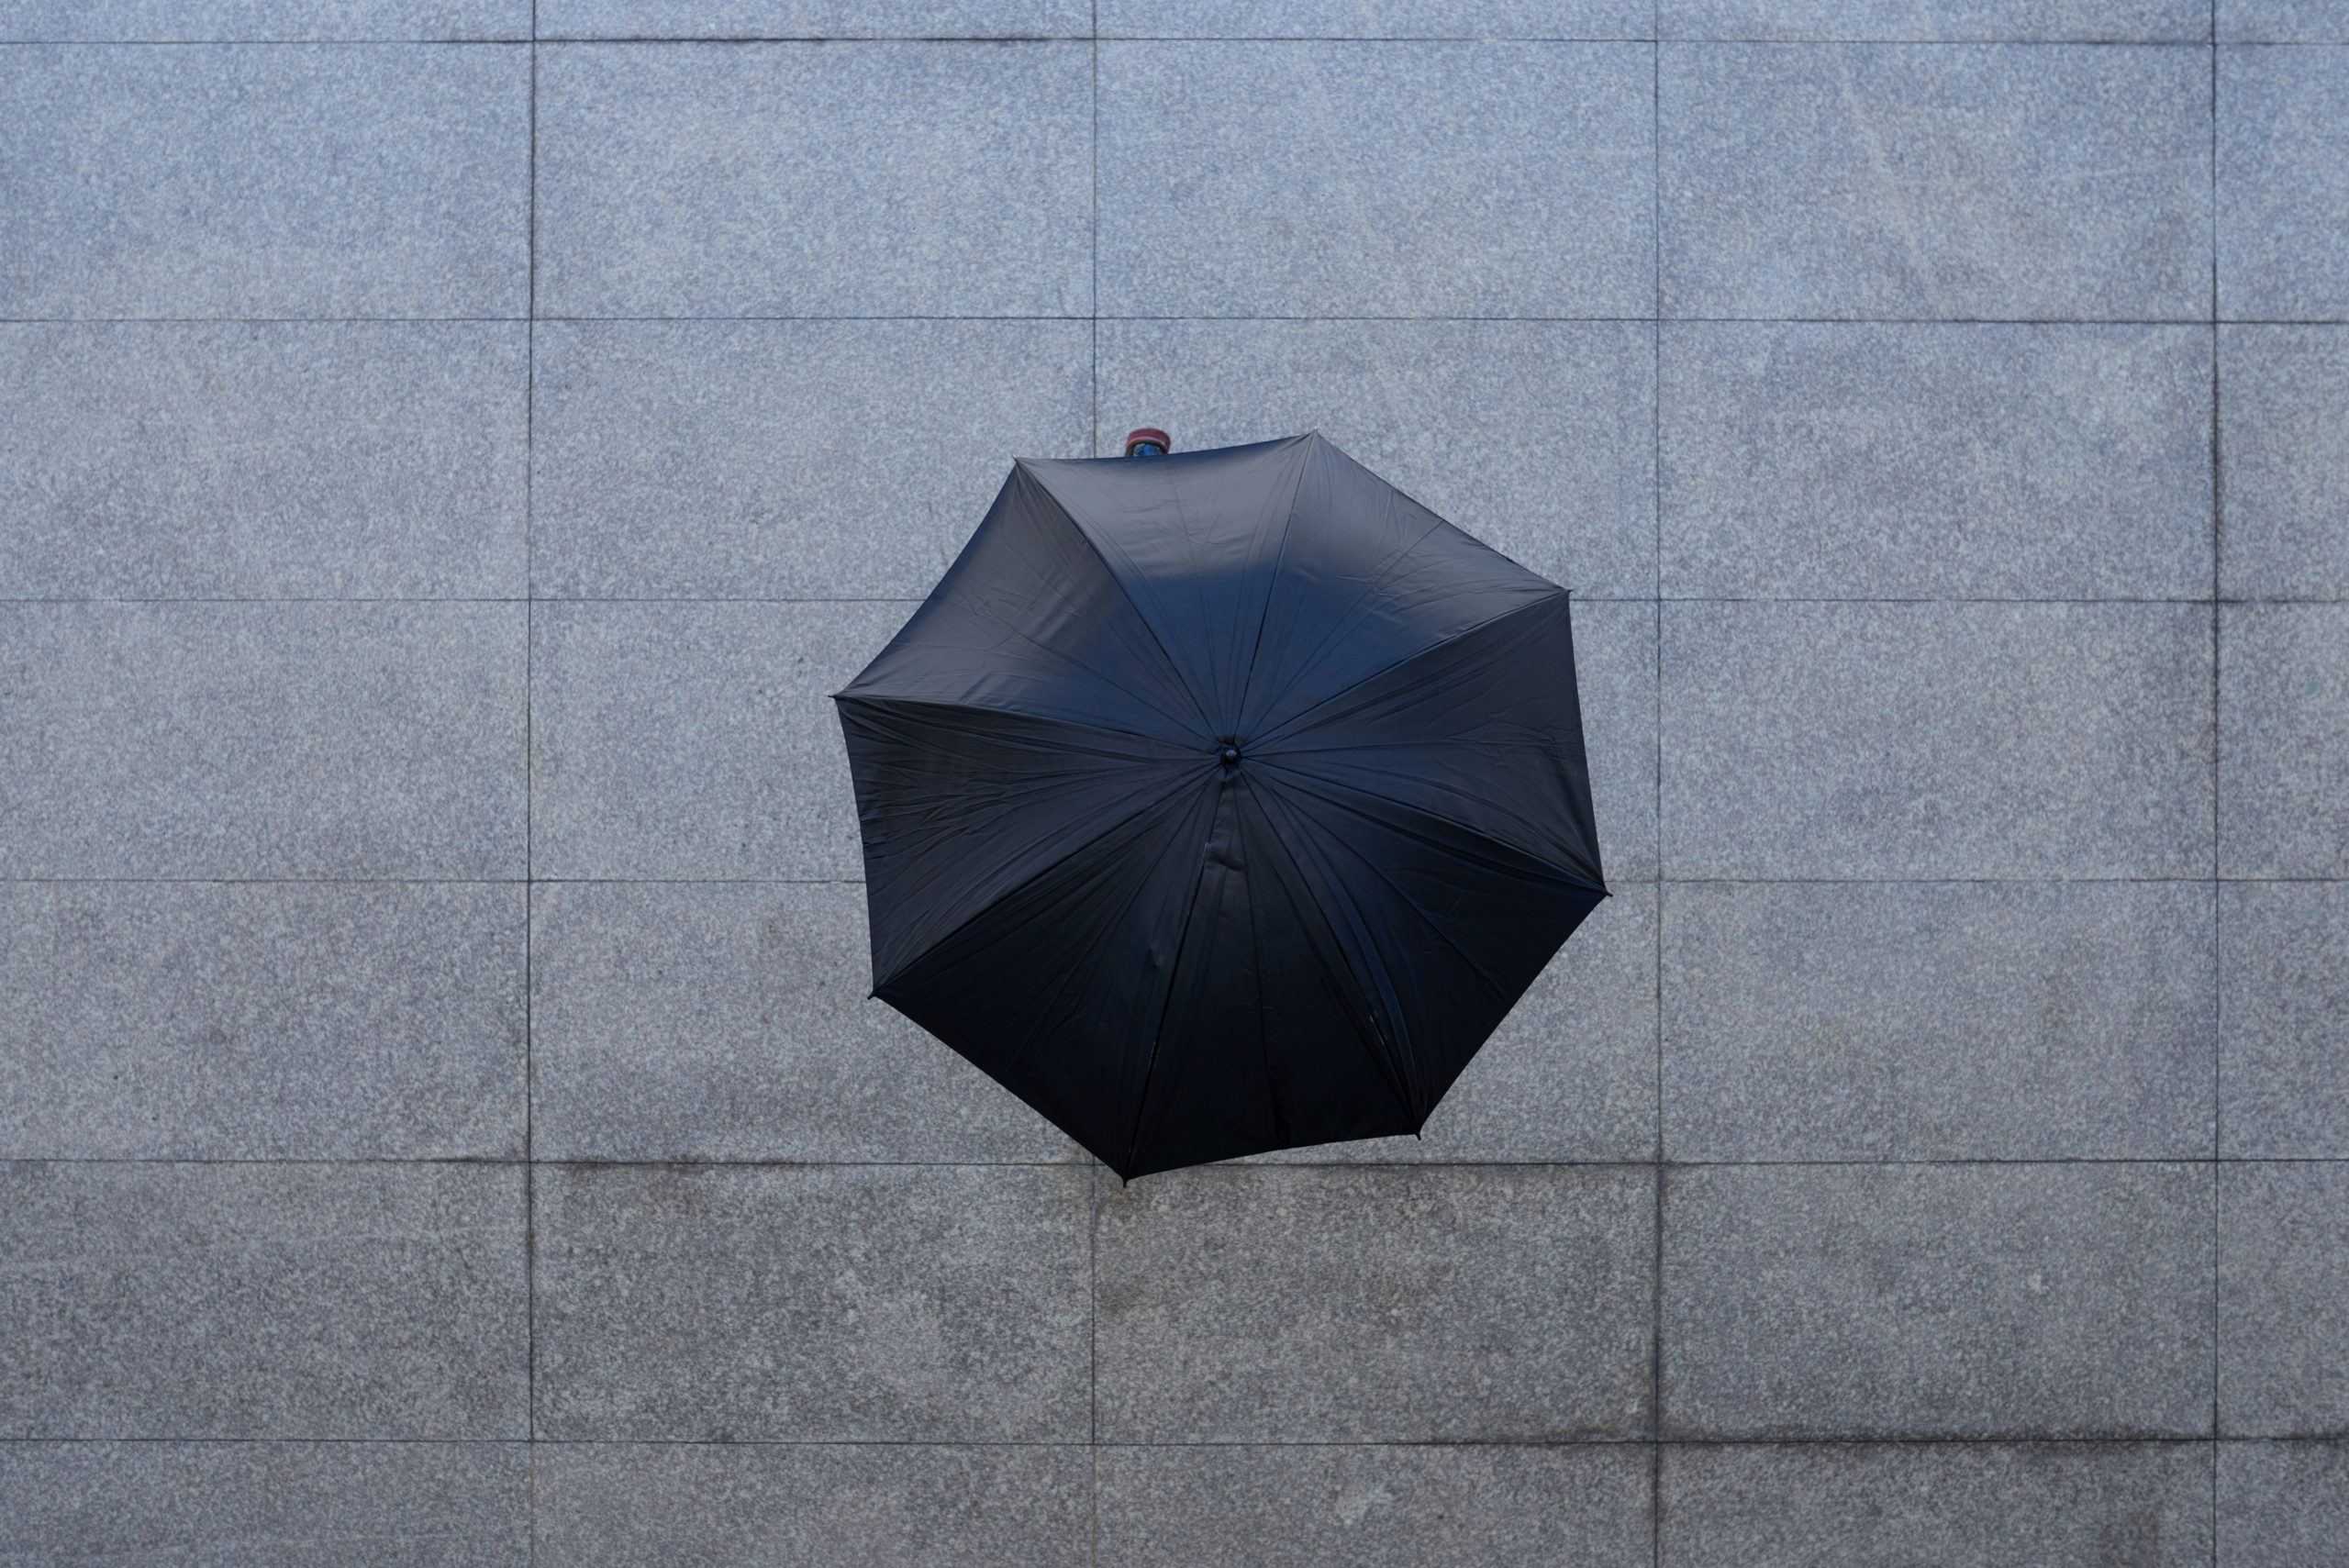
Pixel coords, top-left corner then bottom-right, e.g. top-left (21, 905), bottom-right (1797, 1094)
top-left (6, 11), bottom-right (2343, 1565)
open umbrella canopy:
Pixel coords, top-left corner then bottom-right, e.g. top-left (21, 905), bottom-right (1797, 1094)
top-left (834, 432), bottom-right (1606, 1179)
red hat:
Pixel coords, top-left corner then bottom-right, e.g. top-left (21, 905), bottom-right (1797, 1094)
top-left (1123, 427), bottom-right (1173, 456)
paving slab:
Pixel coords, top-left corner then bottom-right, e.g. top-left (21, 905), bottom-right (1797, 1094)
top-left (1659, 1441), bottom-right (2213, 1567)
top-left (2221, 1), bottom-right (2349, 39)
top-left (2220, 45), bottom-right (2349, 319)
top-left (1097, 1443), bottom-right (1652, 1568)
top-left (1095, 1164), bottom-right (1654, 1442)
top-left (0, 43), bottom-right (528, 318)
top-left (1249, 881), bottom-right (1655, 1164)
top-left (2219, 326), bottom-right (2349, 599)
top-left (1097, 41), bottom-right (1653, 317)
top-left (1663, 1162), bottom-right (2213, 1439)
top-left (530, 319), bottom-right (1088, 599)
top-left (0, 2), bottom-right (529, 38)
top-left (2219, 604), bottom-right (2349, 878)
top-left (1661, 43), bottom-right (2210, 320)
top-left (0, 322), bottom-right (527, 599)
top-left (0, 602), bottom-right (527, 880)
top-left (2221, 881), bottom-right (2349, 1157)
top-left (533, 1162), bottom-right (1091, 1441)
top-left (1663, 879), bottom-right (2215, 1161)
top-left (1660, 1), bottom-right (2207, 39)
top-left (535, 41), bottom-right (1089, 317)
top-left (540, 0), bottom-right (1090, 33)
top-left (529, 599), bottom-right (893, 881)
top-left (0, 882), bottom-right (525, 1161)
top-left (1661, 601), bottom-right (2213, 880)
top-left (1660, 322), bottom-right (2211, 599)
top-left (1097, 1), bottom-right (1653, 36)
top-left (1095, 319), bottom-right (1656, 597)
top-left (2218, 1440), bottom-right (2349, 1567)
top-left (529, 881), bottom-right (1079, 1162)
top-left (0, 1440), bottom-right (529, 1567)
top-left (0, 1162), bottom-right (528, 1439)
top-left (2220, 1161), bottom-right (2349, 1436)
top-left (533, 1443), bottom-right (1090, 1568)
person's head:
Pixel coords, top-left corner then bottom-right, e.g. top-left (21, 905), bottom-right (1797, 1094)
top-left (1123, 427), bottom-right (1172, 458)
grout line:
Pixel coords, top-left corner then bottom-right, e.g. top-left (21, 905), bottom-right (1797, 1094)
top-left (16, 34), bottom-right (2337, 45)
top-left (16, 313), bottom-right (2349, 326)
top-left (0, 1433), bottom-right (2297, 1448)
top-left (1088, 13), bottom-right (1103, 1565)
top-left (13, 875), bottom-right (2349, 888)
top-left (524, 11), bottom-right (540, 1564)
top-left (1650, 20), bottom-right (1668, 1563)
top-left (12, 1154), bottom-right (2343, 1170)
top-left (17, 594), bottom-right (2344, 606)
top-left (2208, 18), bottom-right (2224, 1561)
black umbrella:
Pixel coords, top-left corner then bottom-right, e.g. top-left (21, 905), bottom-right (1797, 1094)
top-left (834, 432), bottom-right (1605, 1179)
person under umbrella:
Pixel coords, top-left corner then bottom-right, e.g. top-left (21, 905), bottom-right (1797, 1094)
top-left (835, 430), bottom-right (1604, 1180)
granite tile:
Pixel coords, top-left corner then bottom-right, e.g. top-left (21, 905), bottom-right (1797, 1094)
top-left (0, 1440), bottom-right (529, 1567)
top-left (2221, 2), bottom-right (2349, 39)
top-left (1094, 319), bottom-right (1656, 597)
top-left (534, 1443), bottom-right (1090, 1568)
top-left (2220, 1161), bottom-right (2349, 1436)
top-left (2221, 882), bottom-right (2349, 1157)
top-left (0, 1162), bottom-right (528, 1439)
top-left (2218, 1441), bottom-right (2349, 1567)
top-left (2220, 604), bottom-right (2349, 878)
top-left (1660, 1), bottom-right (2208, 39)
top-left (1248, 882), bottom-right (1655, 1164)
top-left (0, 44), bottom-right (528, 318)
top-left (0, 602), bottom-right (527, 880)
top-left (1663, 1162), bottom-right (2212, 1438)
top-left (1664, 880), bottom-right (2214, 1161)
top-left (539, 0), bottom-right (1092, 33)
top-left (0, 2), bottom-right (530, 38)
top-left (529, 599), bottom-right (890, 880)
top-left (1660, 1442), bottom-right (2214, 1567)
top-left (1095, 1164), bottom-right (1654, 1442)
top-left (0, 322), bottom-right (528, 599)
top-left (2220, 46), bottom-right (2349, 319)
top-left (1661, 44), bottom-right (2210, 319)
top-left (0, 883), bottom-right (525, 1161)
top-left (530, 319), bottom-right (1089, 599)
top-left (1097, 1), bottom-right (1653, 35)
top-left (535, 41), bottom-right (1089, 317)
top-left (530, 881), bottom-right (1078, 1162)
top-left (533, 1162), bottom-right (1091, 1441)
top-left (1097, 41), bottom-right (1653, 317)
top-left (1097, 1443), bottom-right (1652, 1568)
top-left (1661, 601), bottom-right (2213, 879)
top-left (1660, 322), bottom-right (2212, 598)
top-left (2219, 326), bottom-right (2349, 599)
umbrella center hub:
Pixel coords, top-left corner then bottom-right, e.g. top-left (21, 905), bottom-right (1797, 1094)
top-left (1219, 745), bottom-right (1241, 767)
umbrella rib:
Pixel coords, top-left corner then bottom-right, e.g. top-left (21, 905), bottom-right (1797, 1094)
top-left (1230, 434), bottom-right (1317, 729)
top-left (1016, 462), bottom-right (1221, 738)
top-left (1256, 757), bottom-right (1605, 896)
top-left (1241, 780), bottom-right (1425, 1122)
top-left (1253, 775), bottom-right (1525, 1004)
top-left (870, 764), bottom-right (1210, 995)
top-left (1121, 823), bottom-right (1217, 1173)
top-left (1252, 587), bottom-right (1570, 751)
top-left (835, 693), bottom-right (1190, 757)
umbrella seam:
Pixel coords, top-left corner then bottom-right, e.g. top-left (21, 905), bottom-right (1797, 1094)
top-left (1253, 585), bottom-right (1575, 749)
top-left (1012, 458), bottom-right (1223, 738)
top-left (1253, 757), bottom-right (1608, 895)
top-left (1229, 434), bottom-right (1319, 728)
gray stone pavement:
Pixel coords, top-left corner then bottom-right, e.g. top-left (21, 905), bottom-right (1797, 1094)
top-left (0, 4), bottom-right (2342, 1563)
